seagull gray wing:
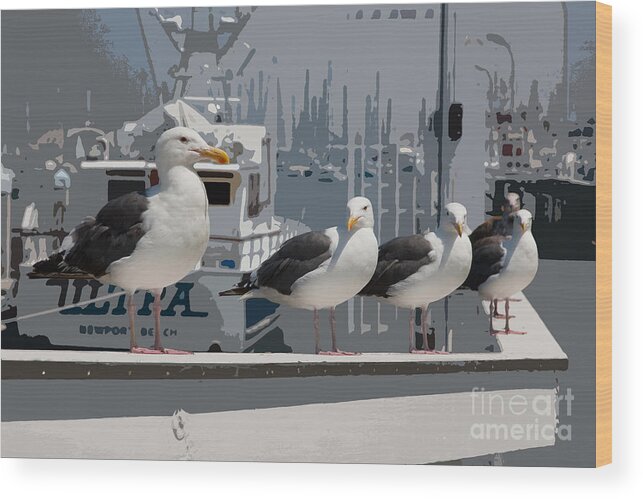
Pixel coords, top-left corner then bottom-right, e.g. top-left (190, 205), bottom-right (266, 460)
top-left (359, 235), bottom-right (436, 298)
top-left (255, 230), bottom-right (333, 295)
top-left (463, 235), bottom-right (506, 290)
top-left (469, 215), bottom-right (515, 246)
top-left (31, 191), bottom-right (149, 278)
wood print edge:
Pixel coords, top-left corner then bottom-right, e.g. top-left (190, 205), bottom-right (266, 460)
top-left (595, 0), bottom-right (612, 467)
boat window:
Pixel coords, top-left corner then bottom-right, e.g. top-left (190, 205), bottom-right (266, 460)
top-left (204, 181), bottom-right (231, 206)
top-left (106, 169), bottom-right (145, 177)
top-left (108, 180), bottom-right (146, 201)
top-left (198, 171), bottom-right (234, 179)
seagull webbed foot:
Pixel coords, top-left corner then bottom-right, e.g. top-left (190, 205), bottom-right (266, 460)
top-left (409, 348), bottom-right (448, 355)
top-left (156, 347), bottom-right (193, 355)
top-left (491, 329), bottom-right (527, 335)
top-left (130, 346), bottom-right (193, 354)
top-left (130, 346), bottom-right (164, 354)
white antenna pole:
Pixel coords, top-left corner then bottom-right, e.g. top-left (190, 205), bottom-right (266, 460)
top-left (6, 290), bottom-right (127, 323)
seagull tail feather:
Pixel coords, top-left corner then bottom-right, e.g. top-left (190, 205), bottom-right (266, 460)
top-left (28, 252), bottom-right (93, 279)
top-left (219, 272), bottom-right (254, 297)
top-left (219, 287), bottom-right (251, 297)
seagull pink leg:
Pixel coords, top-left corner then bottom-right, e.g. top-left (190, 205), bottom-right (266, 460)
top-left (411, 305), bottom-right (446, 354)
top-left (129, 293), bottom-right (162, 354)
top-left (489, 299), bottom-right (504, 335)
top-left (128, 294), bottom-right (137, 350)
top-left (505, 299), bottom-right (515, 319)
top-left (493, 298), bottom-right (514, 319)
top-left (319, 306), bottom-right (359, 356)
top-left (152, 290), bottom-right (193, 354)
top-left (313, 308), bottom-right (321, 354)
top-left (492, 299), bottom-right (503, 318)
top-left (422, 306), bottom-right (430, 350)
top-left (497, 298), bottom-right (527, 335)
top-left (408, 308), bottom-right (418, 353)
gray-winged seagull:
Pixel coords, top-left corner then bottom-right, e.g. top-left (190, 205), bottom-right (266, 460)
top-left (463, 209), bottom-right (538, 335)
top-left (468, 192), bottom-right (521, 319)
top-left (359, 203), bottom-right (472, 353)
top-left (220, 196), bottom-right (378, 355)
top-left (30, 127), bottom-right (230, 354)
top-left (469, 192), bottom-right (521, 244)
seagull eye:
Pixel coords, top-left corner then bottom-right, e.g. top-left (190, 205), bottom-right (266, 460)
top-left (180, 137), bottom-right (188, 144)
top-left (363, 205), bottom-right (368, 210)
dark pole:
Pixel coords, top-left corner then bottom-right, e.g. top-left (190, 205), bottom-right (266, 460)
top-left (562, 2), bottom-right (569, 119)
top-left (508, 47), bottom-right (515, 111)
top-left (436, 3), bottom-right (448, 228)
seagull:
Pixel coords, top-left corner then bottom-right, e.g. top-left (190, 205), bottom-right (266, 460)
top-left (359, 203), bottom-right (472, 354)
top-left (220, 196), bottom-right (378, 355)
top-left (29, 127), bottom-right (230, 354)
top-left (464, 209), bottom-right (538, 335)
top-left (469, 192), bottom-right (521, 244)
top-left (468, 192), bottom-right (521, 318)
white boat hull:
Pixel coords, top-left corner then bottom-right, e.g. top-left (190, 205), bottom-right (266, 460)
top-left (1, 389), bottom-right (558, 464)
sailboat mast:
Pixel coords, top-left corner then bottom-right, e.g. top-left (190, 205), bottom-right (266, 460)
top-left (136, 8), bottom-right (160, 104)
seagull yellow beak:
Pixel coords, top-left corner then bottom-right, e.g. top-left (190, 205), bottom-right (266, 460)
top-left (520, 222), bottom-right (527, 233)
top-left (453, 222), bottom-right (463, 237)
top-left (196, 147), bottom-right (230, 164)
top-left (347, 216), bottom-right (362, 231)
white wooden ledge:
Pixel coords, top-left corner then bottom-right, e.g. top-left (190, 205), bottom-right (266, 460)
top-left (1, 293), bottom-right (567, 379)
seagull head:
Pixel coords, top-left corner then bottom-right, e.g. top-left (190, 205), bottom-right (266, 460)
top-left (347, 196), bottom-right (374, 231)
top-left (155, 127), bottom-right (230, 169)
top-left (501, 192), bottom-right (521, 214)
top-left (444, 202), bottom-right (467, 237)
top-left (514, 209), bottom-right (533, 234)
